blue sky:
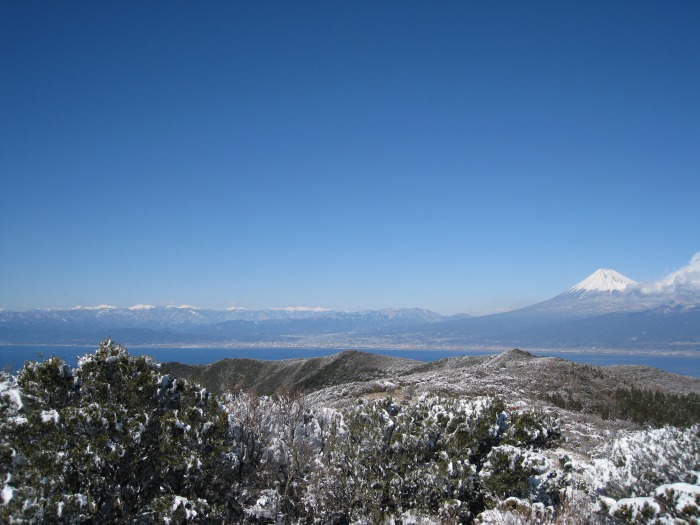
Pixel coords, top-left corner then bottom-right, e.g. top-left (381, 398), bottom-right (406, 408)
top-left (1, 1), bottom-right (699, 314)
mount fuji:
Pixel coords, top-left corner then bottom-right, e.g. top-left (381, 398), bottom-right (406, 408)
top-left (497, 262), bottom-right (700, 322)
top-left (422, 259), bottom-right (700, 352)
top-left (512, 268), bottom-right (640, 319)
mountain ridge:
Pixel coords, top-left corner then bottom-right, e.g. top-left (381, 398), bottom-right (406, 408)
top-left (2, 254), bottom-right (700, 352)
top-left (161, 348), bottom-right (700, 404)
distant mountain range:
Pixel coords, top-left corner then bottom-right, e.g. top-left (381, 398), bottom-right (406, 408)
top-left (0, 305), bottom-right (462, 345)
top-left (2, 253), bottom-right (699, 353)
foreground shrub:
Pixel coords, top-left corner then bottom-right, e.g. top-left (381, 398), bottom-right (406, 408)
top-left (1, 340), bottom-right (242, 523)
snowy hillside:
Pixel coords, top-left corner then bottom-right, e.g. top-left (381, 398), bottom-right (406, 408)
top-left (1, 341), bottom-right (698, 524)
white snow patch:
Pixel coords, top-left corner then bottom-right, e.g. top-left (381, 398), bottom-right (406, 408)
top-left (171, 495), bottom-right (198, 519)
top-left (0, 379), bottom-right (23, 411)
top-left (128, 304), bottom-right (156, 310)
top-left (76, 494), bottom-right (88, 508)
top-left (1, 484), bottom-right (14, 504)
top-left (397, 510), bottom-right (442, 524)
top-left (245, 490), bottom-right (279, 520)
top-left (40, 409), bottom-right (60, 424)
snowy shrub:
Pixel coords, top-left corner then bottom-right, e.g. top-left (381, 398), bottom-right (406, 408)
top-left (225, 389), bottom-right (348, 523)
top-left (0, 373), bottom-right (23, 517)
top-left (609, 497), bottom-right (659, 524)
top-left (301, 394), bottom-right (564, 524)
top-left (576, 425), bottom-right (700, 524)
top-left (501, 409), bottom-right (561, 449)
top-left (474, 491), bottom-right (607, 525)
top-left (475, 497), bottom-right (553, 525)
top-left (591, 424), bottom-right (700, 499)
top-left (654, 482), bottom-right (700, 522)
top-left (480, 446), bottom-right (540, 501)
top-left (0, 340), bottom-right (242, 523)
top-left (151, 494), bottom-right (213, 524)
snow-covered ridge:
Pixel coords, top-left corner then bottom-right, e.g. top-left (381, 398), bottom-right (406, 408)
top-left (70, 305), bottom-right (117, 310)
top-left (568, 269), bottom-right (637, 293)
top-left (268, 306), bottom-right (331, 312)
top-left (165, 304), bottom-right (199, 310)
top-left (128, 304), bottom-right (156, 310)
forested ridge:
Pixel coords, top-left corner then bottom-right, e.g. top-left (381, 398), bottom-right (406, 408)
top-left (1, 340), bottom-right (699, 524)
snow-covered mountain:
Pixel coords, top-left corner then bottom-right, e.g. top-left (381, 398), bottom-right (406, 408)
top-left (510, 260), bottom-right (700, 320)
top-left (519, 269), bottom-right (637, 318)
top-left (0, 305), bottom-right (448, 326)
top-left (0, 306), bottom-right (449, 345)
top-left (419, 255), bottom-right (700, 351)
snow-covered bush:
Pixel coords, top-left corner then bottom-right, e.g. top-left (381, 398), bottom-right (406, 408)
top-left (302, 395), bottom-right (564, 524)
top-left (0, 340), bottom-right (241, 523)
top-left (579, 425), bottom-right (700, 524)
top-left (224, 392), bottom-right (565, 523)
top-left (225, 390), bottom-right (335, 522)
top-left (0, 372), bottom-right (23, 512)
top-left (591, 425), bottom-right (700, 499)
top-left (654, 482), bottom-right (700, 523)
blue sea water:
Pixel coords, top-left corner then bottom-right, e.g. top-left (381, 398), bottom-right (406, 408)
top-left (2, 345), bottom-right (699, 378)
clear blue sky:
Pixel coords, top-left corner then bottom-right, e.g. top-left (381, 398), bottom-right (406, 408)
top-left (1, 1), bottom-right (699, 314)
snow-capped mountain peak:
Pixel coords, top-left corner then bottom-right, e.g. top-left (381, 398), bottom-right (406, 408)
top-left (568, 269), bottom-right (637, 293)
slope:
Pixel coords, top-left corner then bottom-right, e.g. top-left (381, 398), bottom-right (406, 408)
top-left (160, 350), bottom-right (420, 395)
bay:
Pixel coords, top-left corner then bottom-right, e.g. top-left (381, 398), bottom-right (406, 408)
top-left (2, 344), bottom-right (699, 378)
